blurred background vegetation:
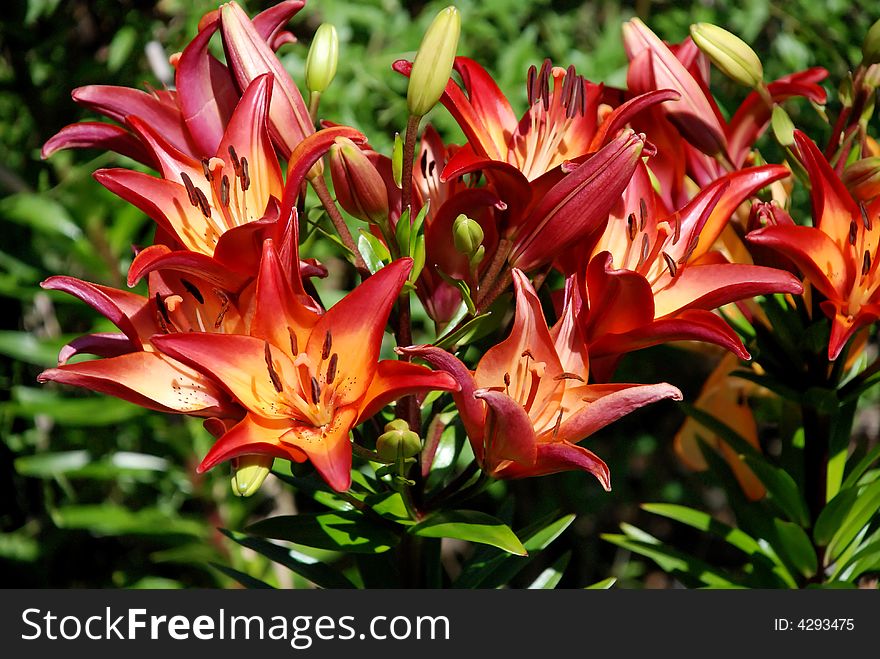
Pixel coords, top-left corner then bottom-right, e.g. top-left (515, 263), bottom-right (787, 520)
top-left (1, 0), bottom-right (878, 588)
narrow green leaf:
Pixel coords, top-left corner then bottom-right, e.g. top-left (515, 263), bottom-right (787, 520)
top-left (773, 518), bottom-right (817, 578)
top-left (743, 455), bottom-right (810, 527)
top-left (357, 230), bottom-right (391, 274)
top-left (527, 552), bottom-right (570, 589)
top-left (826, 480), bottom-right (880, 562)
top-left (585, 577), bottom-right (617, 589)
top-left (52, 505), bottom-right (205, 538)
top-left (12, 386), bottom-right (146, 426)
top-left (409, 509), bottom-right (526, 555)
top-left (0, 331), bottom-right (73, 367)
top-left (245, 511), bottom-right (399, 554)
top-left (641, 503), bottom-right (763, 556)
top-left (219, 529), bottom-right (356, 589)
top-left (841, 443), bottom-right (880, 490)
top-left (827, 400), bottom-right (857, 501)
top-left (0, 193), bottom-right (82, 240)
top-left (814, 487), bottom-right (860, 546)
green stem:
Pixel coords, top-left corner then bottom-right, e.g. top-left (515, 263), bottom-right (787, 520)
top-left (310, 175), bottom-right (371, 279)
top-left (400, 114), bottom-right (421, 217)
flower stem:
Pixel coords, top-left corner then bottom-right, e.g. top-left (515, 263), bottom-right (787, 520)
top-left (310, 175), bottom-right (371, 279)
top-left (400, 114), bottom-right (421, 217)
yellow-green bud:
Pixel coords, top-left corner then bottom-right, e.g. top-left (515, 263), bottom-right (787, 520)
top-left (453, 214), bottom-right (484, 258)
top-left (843, 156), bottom-right (880, 199)
top-left (863, 18), bottom-right (880, 65)
top-left (690, 22), bottom-right (764, 89)
top-left (392, 132), bottom-right (404, 188)
top-left (305, 24), bottom-right (339, 94)
top-left (407, 6), bottom-right (461, 117)
top-left (770, 105), bottom-right (795, 146)
top-left (384, 419), bottom-right (411, 433)
top-left (376, 428), bottom-right (421, 462)
top-left (231, 455), bottom-right (273, 497)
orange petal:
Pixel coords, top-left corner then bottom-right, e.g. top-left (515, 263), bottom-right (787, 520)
top-left (280, 407), bottom-right (356, 492)
top-left (198, 412), bottom-right (307, 472)
top-left (357, 360), bottom-right (459, 422)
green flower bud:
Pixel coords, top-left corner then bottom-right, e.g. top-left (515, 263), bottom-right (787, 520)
top-left (376, 428), bottom-right (422, 462)
top-left (690, 22), bottom-right (764, 89)
top-left (384, 419), bottom-right (411, 433)
top-left (863, 18), bottom-right (880, 65)
top-left (231, 455), bottom-right (273, 497)
top-left (770, 105), bottom-right (795, 146)
top-left (392, 132), bottom-right (404, 188)
top-left (407, 6), bottom-right (461, 117)
top-left (305, 24), bottom-right (339, 94)
top-left (453, 214), bottom-right (484, 256)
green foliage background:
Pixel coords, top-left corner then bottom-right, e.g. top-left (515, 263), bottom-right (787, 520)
top-left (1, 0), bottom-right (877, 587)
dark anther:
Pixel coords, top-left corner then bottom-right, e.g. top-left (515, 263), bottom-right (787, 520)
top-left (420, 149), bottom-right (429, 178)
top-left (540, 58), bottom-right (552, 112)
top-left (672, 213), bottom-right (682, 244)
top-left (639, 198), bottom-right (648, 231)
top-left (627, 213), bottom-right (637, 241)
top-left (155, 293), bottom-right (172, 331)
top-left (863, 249), bottom-right (872, 276)
top-left (638, 233), bottom-right (649, 266)
top-left (201, 158), bottom-right (213, 181)
top-left (850, 220), bottom-right (858, 246)
top-left (288, 327), bottom-right (299, 355)
top-left (527, 64), bottom-right (538, 106)
top-left (521, 349), bottom-right (534, 359)
top-left (194, 187), bottom-right (212, 218)
top-left (662, 251), bottom-right (678, 277)
top-left (240, 157), bottom-right (250, 191)
top-left (213, 289), bottom-right (229, 328)
top-left (860, 202), bottom-right (872, 230)
top-left (327, 353), bottom-right (338, 385)
top-left (322, 330), bottom-right (333, 361)
top-left (228, 145), bottom-right (241, 173)
top-left (554, 372), bottom-right (585, 382)
top-left (310, 376), bottom-right (321, 405)
top-left (220, 175), bottom-right (230, 207)
top-left (503, 372), bottom-right (511, 387)
top-left (264, 342), bottom-right (284, 393)
top-left (180, 278), bottom-right (204, 304)
top-left (181, 172), bottom-right (199, 207)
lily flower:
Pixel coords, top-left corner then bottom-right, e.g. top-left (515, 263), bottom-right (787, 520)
top-left (37, 269), bottom-right (243, 418)
top-left (747, 131), bottom-right (880, 360)
top-left (401, 270), bottom-right (682, 487)
top-left (576, 162), bottom-right (804, 380)
top-left (674, 353), bottom-right (766, 501)
top-left (42, 1), bottom-right (305, 164)
top-left (152, 247), bottom-right (459, 492)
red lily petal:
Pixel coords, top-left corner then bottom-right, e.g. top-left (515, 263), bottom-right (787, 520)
top-left (452, 57), bottom-right (518, 158)
top-left (474, 269), bottom-right (562, 389)
top-left (549, 276), bottom-right (589, 377)
top-left (556, 382), bottom-right (682, 445)
top-left (281, 407), bottom-right (356, 492)
top-left (152, 332), bottom-right (294, 415)
top-left (41, 121), bottom-right (156, 166)
top-left (581, 252), bottom-right (655, 341)
top-left (38, 351), bottom-right (233, 416)
top-left (495, 441), bottom-right (611, 490)
top-left (124, 115), bottom-right (203, 183)
top-left (251, 238), bottom-right (321, 354)
top-left (357, 360), bottom-right (459, 422)
top-left (285, 125), bottom-right (367, 192)
top-left (128, 244), bottom-right (249, 292)
top-left (58, 333), bottom-right (135, 364)
top-left (794, 130), bottom-right (861, 248)
top-left (176, 15), bottom-right (238, 157)
top-left (71, 85), bottom-right (195, 156)
top-left (473, 389), bottom-right (538, 469)
top-left (822, 302), bottom-right (880, 361)
top-left (651, 263), bottom-right (804, 318)
top-left (306, 259), bottom-right (413, 405)
top-left (219, 1), bottom-right (313, 157)
top-left (590, 88), bottom-right (680, 151)
top-left (510, 130), bottom-right (644, 271)
top-left (218, 73), bottom-right (284, 217)
top-left (396, 345), bottom-right (485, 460)
top-left (41, 275), bottom-right (151, 344)
top-left (198, 413), bottom-right (308, 472)
top-left (746, 224), bottom-right (850, 301)
top-left (252, 1), bottom-right (305, 48)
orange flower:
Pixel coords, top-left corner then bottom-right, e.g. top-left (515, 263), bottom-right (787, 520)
top-left (402, 270), bottom-right (681, 488)
top-left (153, 249), bottom-right (458, 491)
top-left (748, 131), bottom-right (880, 359)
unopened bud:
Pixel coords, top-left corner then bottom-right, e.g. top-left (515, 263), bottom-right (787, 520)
top-left (863, 18), bottom-right (880, 65)
top-left (407, 6), bottom-right (460, 117)
top-left (306, 24), bottom-right (339, 94)
top-left (690, 22), bottom-right (764, 89)
top-left (376, 426), bottom-right (421, 462)
top-left (231, 454), bottom-right (273, 497)
top-left (771, 105), bottom-right (795, 146)
top-left (392, 132), bottom-right (404, 188)
top-left (329, 137), bottom-right (390, 225)
top-left (453, 214), bottom-right (485, 265)
top-left (839, 76), bottom-right (854, 108)
top-left (843, 157), bottom-right (880, 200)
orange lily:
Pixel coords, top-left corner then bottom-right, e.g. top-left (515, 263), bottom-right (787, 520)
top-left (748, 131), bottom-right (880, 360)
top-left (37, 269), bottom-right (242, 418)
top-left (674, 353), bottom-right (766, 501)
top-left (401, 270), bottom-right (682, 487)
top-left (576, 162), bottom-right (803, 380)
top-left (152, 248), bottom-right (459, 492)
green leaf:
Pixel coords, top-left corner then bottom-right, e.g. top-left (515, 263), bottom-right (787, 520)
top-left (365, 491), bottom-right (412, 523)
top-left (434, 312), bottom-right (493, 349)
top-left (837, 537), bottom-right (880, 581)
top-left (453, 513), bottom-right (574, 588)
top-left (527, 552), bottom-right (570, 589)
top-left (814, 487), bottom-right (860, 546)
top-left (585, 577), bottom-right (617, 589)
top-left (395, 207), bottom-right (411, 254)
top-left (52, 505), bottom-right (206, 538)
top-left (357, 230), bottom-right (390, 274)
top-left (641, 503), bottom-right (764, 556)
top-left (245, 511), bottom-right (399, 554)
top-left (219, 529), bottom-right (356, 589)
top-left (0, 331), bottom-right (73, 367)
top-left (826, 480), bottom-right (880, 563)
top-left (773, 519), bottom-right (817, 578)
top-left (841, 442), bottom-right (880, 490)
top-left (15, 450), bottom-right (171, 482)
top-left (0, 531), bottom-right (40, 562)
top-left (409, 510), bottom-right (527, 555)
top-left (107, 25), bottom-right (137, 73)
top-left (11, 387), bottom-right (147, 426)
top-left (0, 193), bottom-right (82, 240)
top-left (742, 455), bottom-right (811, 527)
